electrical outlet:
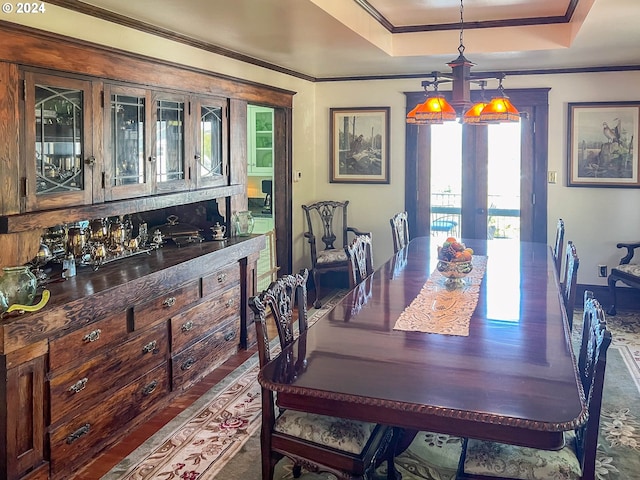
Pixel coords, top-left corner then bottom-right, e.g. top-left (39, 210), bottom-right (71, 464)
top-left (598, 265), bottom-right (607, 277)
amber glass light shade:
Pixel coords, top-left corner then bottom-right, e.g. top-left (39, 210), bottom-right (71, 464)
top-left (412, 96), bottom-right (457, 124)
top-left (463, 101), bottom-right (489, 124)
top-left (479, 96), bottom-right (520, 123)
top-left (406, 102), bottom-right (428, 125)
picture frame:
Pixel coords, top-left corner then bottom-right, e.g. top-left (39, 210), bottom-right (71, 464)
top-left (330, 107), bottom-right (390, 184)
top-left (567, 102), bottom-right (640, 187)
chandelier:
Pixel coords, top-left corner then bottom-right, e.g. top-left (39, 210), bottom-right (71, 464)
top-left (406, 0), bottom-right (520, 125)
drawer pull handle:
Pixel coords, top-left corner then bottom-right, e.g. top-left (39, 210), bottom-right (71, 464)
top-left (224, 330), bottom-right (236, 342)
top-left (225, 299), bottom-right (234, 308)
top-left (66, 423), bottom-right (91, 444)
top-left (217, 273), bottom-right (227, 283)
top-left (163, 297), bottom-right (176, 307)
top-left (69, 377), bottom-right (88, 394)
top-left (142, 340), bottom-right (158, 354)
top-left (83, 329), bottom-right (102, 343)
top-left (181, 321), bottom-right (194, 332)
top-left (143, 380), bottom-right (158, 396)
top-left (181, 358), bottom-right (195, 371)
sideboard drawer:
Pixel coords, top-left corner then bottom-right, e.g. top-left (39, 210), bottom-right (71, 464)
top-left (170, 285), bottom-right (240, 353)
top-left (49, 311), bottom-right (128, 373)
top-left (134, 280), bottom-right (200, 330)
top-left (201, 262), bottom-right (240, 299)
top-left (49, 362), bottom-right (170, 478)
top-left (49, 321), bottom-right (168, 426)
top-left (171, 316), bottom-right (239, 391)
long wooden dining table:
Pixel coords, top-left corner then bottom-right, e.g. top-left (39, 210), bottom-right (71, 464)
top-left (259, 237), bottom-right (587, 450)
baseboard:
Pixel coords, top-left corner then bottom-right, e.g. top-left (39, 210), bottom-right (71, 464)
top-left (578, 283), bottom-right (640, 311)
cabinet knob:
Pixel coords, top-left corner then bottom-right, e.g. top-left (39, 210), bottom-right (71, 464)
top-left (142, 340), bottom-right (158, 354)
top-left (194, 153), bottom-right (201, 160)
top-left (181, 320), bottom-right (194, 332)
top-left (181, 358), bottom-right (195, 371)
top-left (163, 297), bottom-right (176, 307)
top-left (68, 377), bottom-right (88, 394)
top-left (225, 298), bottom-right (235, 308)
top-left (66, 424), bottom-right (91, 444)
top-left (82, 329), bottom-right (102, 343)
top-left (217, 273), bottom-right (227, 283)
top-left (142, 380), bottom-right (158, 396)
top-left (149, 155), bottom-right (157, 162)
top-left (85, 156), bottom-right (96, 165)
top-left (224, 330), bottom-right (236, 342)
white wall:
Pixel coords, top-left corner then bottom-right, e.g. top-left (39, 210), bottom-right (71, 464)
top-left (10, 8), bottom-right (640, 287)
top-left (313, 72), bottom-right (640, 287)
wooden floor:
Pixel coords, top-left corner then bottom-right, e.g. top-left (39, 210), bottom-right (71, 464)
top-left (76, 319), bottom-right (280, 479)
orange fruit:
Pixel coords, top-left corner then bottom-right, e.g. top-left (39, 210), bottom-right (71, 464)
top-left (446, 237), bottom-right (457, 243)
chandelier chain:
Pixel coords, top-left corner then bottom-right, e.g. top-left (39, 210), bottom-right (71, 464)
top-left (458, 0), bottom-right (465, 56)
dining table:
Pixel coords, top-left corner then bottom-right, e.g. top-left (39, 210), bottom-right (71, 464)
top-left (258, 237), bottom-right (587, 451)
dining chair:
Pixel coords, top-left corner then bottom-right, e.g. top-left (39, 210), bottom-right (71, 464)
top-left (456, 291), bottom-right (612, 480)
top-left (553, 218), bottom-right (565, 278)
top-left (346, 233), bottom-right (374, 288)
top-left (302, 200), bottom-right (370, 308)
top-left (389, 211), bottom-right (409, 253)
top-left (248, 269), bottom-right (396, 480)
top-left (562, 240), bottom-right (580, 330)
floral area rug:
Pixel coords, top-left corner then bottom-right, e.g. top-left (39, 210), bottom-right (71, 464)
top-left (104, 302), bottom-right (640, 480)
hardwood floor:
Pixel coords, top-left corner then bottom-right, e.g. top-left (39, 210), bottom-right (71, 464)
top-left (77, 319), bottom-right (280, 479)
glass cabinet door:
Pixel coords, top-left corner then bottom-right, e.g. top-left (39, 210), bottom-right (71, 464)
top-left (104, 85), bottom-right (151, 201)
top-left (248, 105), bottom-right (274, 176)
top-left (24, 72), bottom-right (93, 210)
top-left (153, 93), bottom-right (189, 192)
top-left (195, 96), bottom-right (227, 188)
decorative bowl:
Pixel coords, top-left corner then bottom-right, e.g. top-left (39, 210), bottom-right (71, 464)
top-left (436, 260), bottom-right (473, 280)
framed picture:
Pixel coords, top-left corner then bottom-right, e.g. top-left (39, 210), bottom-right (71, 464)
top-left (330, 107), bottom-right (390, 184)
top-left (567, 102), bottom-right (640, 187)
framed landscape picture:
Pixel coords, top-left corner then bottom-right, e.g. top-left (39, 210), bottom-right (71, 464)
top-left (330, 107), bottom-right (390, 184)
top-left (567, 102), bottom-right (640, 187)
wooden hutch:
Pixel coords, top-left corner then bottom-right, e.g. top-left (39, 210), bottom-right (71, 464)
top-left (0, 22), bottom-right (293, 480)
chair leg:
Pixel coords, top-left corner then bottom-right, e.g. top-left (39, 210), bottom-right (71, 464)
top-left (607, 275), bottom-right (618, 316)
top-left (261, 427), bottom-right (275, 480)
top-left (292, 463), bottom-right (302, 478)
top-left (312, 269), bottom-right (322, 308)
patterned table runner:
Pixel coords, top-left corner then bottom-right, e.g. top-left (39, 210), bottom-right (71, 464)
top-left (393, 255), bottom-right (488, 336)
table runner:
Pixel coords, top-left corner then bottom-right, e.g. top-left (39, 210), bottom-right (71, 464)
top-left (393, 255), bottom-right (488, 336)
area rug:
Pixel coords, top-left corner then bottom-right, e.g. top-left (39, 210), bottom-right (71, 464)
top-left (103, 303), bottom-right (640, 480)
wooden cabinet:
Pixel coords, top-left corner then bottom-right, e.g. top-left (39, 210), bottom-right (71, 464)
top-left (247, 105), bottom-right (274, 175)
top-left (22, 72), bottom-right (97, 211)
top-left (193, 95), bottom-right (229, 189)
top-left (0, 236), bottom-right (264, 480)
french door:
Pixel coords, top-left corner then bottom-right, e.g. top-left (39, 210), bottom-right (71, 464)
top-left (404, 89), bottom-right (550, 243)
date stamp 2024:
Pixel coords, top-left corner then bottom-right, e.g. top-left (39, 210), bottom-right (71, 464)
top-left (2, 2), bottom-right (46, 14)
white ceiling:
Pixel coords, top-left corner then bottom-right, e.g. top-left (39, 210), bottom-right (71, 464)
top-left (74, 0), bottom-right (640, 79)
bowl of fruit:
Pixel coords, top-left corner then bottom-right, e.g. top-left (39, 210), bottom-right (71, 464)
top-left (437, 237), bottom-right (474, 284)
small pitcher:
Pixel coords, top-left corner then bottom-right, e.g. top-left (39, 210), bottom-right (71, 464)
top-left (211, 223), bottom-right (226, 240)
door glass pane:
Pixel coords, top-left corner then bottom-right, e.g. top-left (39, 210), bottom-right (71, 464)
top-left (254, 111), bottom-right (273, 169)
top-left (156, 100), bottom-right (184, 182)
top-left (111, 94), bottom-right (145, 186)
top-left (200, 105), bottom-right (223, 178)
top-left (487, 123), bottom-right (521, 240)
top-left (430, 123), bottom-right (462, 239)
top-left (35, 84), bottom-right (83, 194)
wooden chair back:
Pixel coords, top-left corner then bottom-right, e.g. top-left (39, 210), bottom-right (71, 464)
top-left (576, 291), bottom-right (612, 479)
top-left (249, 269), bottom-right (397, 480)
top-left (390, 211), bottom-right (409, 253)
top-left (301, 200), bottom-right (369, 307)
top-left (346, 234), bottom-right (374, 288)
top-left (553, 218), bottom-right (565, 277)
top-left (562, 240), bottom-right (580, 329)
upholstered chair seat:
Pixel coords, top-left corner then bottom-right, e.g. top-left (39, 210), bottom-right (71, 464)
top-left (274, 410), bottom-right (378, 455)
top-left (462, 431), bottom-right (581, 480)
top-left (316, 249), bottom-right (348, 264)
